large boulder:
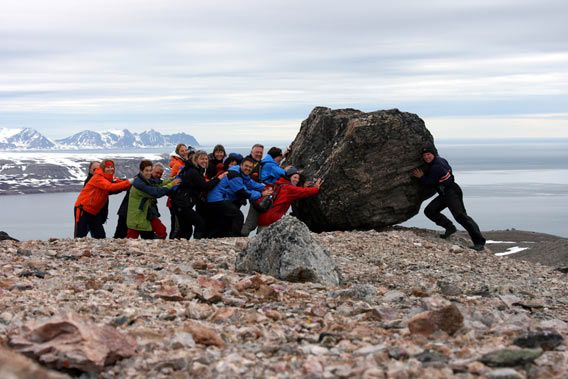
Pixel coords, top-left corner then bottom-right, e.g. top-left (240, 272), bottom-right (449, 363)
top-left (286, 107), bottom-right (434, 232)
top-left (235, 216), bottom-right (342, 285)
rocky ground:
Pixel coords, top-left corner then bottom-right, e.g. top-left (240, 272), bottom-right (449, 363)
top-left (0, 228), bottom-right (567, 378)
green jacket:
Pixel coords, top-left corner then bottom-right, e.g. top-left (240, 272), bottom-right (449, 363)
top-left (126, 175), bottom-right (174, 232)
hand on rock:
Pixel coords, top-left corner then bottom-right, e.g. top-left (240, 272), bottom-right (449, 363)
top-left (412, 168), bottom-right (424, 178)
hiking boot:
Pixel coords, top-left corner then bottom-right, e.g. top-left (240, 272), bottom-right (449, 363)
top-left (472, 243), bottom-right (485, 252)
top-left (440, 225), bottom-right (457, 239)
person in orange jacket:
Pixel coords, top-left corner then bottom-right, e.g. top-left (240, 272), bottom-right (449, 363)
top-left (74, 159), bottom-right (133, 238)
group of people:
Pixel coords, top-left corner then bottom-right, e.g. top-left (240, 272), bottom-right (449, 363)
top-left (73, 141), bottom-right (485, 251)
top-left (73, 143), bottom-right (322, 240)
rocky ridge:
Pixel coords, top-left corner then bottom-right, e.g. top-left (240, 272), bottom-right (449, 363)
top-left (0, 229), bottom-right (566, 378)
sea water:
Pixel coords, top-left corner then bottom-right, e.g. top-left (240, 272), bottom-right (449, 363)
top-left (1, 141), bottom-right (567, 240)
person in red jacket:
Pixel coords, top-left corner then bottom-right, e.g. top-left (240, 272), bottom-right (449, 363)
top-left (74, 159), bottom-right (132, 238)
top-left (257, 167), bottom-right (322, 230)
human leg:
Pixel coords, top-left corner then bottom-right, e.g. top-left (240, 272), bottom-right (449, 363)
top-left (126, 229), bottom-right (140, 239)
top-left (241, 204), bottom-right (259, 236)
top-left (424, 195), bottom-right (455, 231)
top-left (113, 214), bottom-right (128, 238)
top-left (150, 218), bottom-right (167, 239)
top-left (445, 184), bottom-right (486, 247)
top-left (174, 207), bottom-right (194, 239)
top-left (74, 207), bottom-right (90, 238)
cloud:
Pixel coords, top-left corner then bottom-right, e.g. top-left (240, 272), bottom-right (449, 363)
top-left (0, 0), bottom-right (566, 141)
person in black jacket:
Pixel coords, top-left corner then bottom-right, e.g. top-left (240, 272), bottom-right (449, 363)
top-left (412, 146), bottom-right (486, 251)
top-left (206, 144), bottom-right (226, 179)
top-left (171, 150), bottom-right (227, 239)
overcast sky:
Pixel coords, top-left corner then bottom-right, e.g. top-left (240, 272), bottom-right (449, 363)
top-left (1, 0), bottom-right (567, 144)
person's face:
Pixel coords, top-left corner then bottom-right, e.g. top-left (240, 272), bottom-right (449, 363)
top-left (90, 162), bottom-right (100, 174)
top-left (103, 164), bottom-right (115, 175)
top-left (152, 167), bottom-right (164, 179)
top-left (290, 173), bottom-right (300, 186)
top-left (214, 150), bottom-right (225, 160)
top-left (274, 155), bottom-right (283, 164)
top-left (422, 152), bottom-right (435, 164)
top-left (228, 160), bottom-right (238, 168)
top-left (251, 146), bottom-right (263, 161)
top-left (241, 161), bottom-right (254, 175)
top-left (141, 165), bottom-right (153, 180)
top-left (197, 155), bottom-right (209, 168)
top-left (178, 146), bottom-right (188, 159)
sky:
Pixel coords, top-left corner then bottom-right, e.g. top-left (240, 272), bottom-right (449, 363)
top-left (0, 0), bottom-right (567, 144)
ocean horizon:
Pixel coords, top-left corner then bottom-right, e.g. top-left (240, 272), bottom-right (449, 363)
top-left (1, 139), bottom-right (567, 240)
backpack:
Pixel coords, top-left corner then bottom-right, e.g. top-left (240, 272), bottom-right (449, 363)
top-left (252, 184), bottom-right (284, 212)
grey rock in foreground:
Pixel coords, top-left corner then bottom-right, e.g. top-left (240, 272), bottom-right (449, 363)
top-left (286, 107), bottom-right (434, 232)
top-left (235, 216), bottom-right (342, 285)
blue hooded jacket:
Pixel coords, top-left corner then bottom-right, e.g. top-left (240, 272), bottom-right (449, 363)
top-left (259, 154), bottom-right (286, 184)
top-left (207, 165), bottom-right (265, 202)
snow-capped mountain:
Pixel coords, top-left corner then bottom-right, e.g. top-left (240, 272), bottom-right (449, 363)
top-left (0, 128), bottom-right (57, 150)
top-left (56, 129), bottom-right (199, 149)
top-left (0, 127), bottom-right (200, 150)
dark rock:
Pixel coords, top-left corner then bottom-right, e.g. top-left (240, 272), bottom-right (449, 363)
top-left (513, 330), bottom-right (564, 351)
top-left (18, 269), bottom-right (47, 279)
top-left (437, 280), bottom-right (462, 296)
top-left (414, 350), bottom-right (448, 365)
top-left (235, 216), bottom-right (342, 285)
top-left (285, 107), bottom-right (434, 231)
top-left (480, 348), bottom-right (543, 367)
top-left (16, 249), bottom-right (32, 256)
top-left (0, 231), bottom-right (18, 242)
top-left (388, 346), bottom-right (409, 360)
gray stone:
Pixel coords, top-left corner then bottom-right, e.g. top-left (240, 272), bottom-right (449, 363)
top-left (285, 107), bottom-right (434, 231)
top-left (513, 330), bottom-right (564, 351)
top-left (235, 216), bottom-right (342, 285)
top-left (487, 368), bottom-right (523, 379)
top-left (383, 290), bottom-right (406, 302)
top-left (480, 348), bottom-right (543, 367)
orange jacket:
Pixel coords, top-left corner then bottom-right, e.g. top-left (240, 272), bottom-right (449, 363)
top-left (169, 155), bottom-right (185, 178)
top-left (74, 168), bottom-right (131, 215)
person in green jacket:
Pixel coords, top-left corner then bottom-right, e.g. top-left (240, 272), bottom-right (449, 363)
top-left (126, 160), bottom-right (180, 239)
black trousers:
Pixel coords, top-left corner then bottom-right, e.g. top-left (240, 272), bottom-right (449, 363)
top-left (114, 214), bottom-right (128, 238)
top-left (74, 207), bottom-right (105, 239)
top-left (424, 183), bottom-right (486, 245)
top-left (207, 201), bottom-right (244, 238)
top-left (174, 206), bottom-right (207, 239)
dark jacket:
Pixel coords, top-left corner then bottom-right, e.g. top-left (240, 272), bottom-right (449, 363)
top-left (420, 156), bottom-right (455, 194)
top-left (245, 154), bottom-right (262, 182)
top-left (172, 162), bottom-right (220, 208)
top-left (206, 153), bottom-right (225, 179)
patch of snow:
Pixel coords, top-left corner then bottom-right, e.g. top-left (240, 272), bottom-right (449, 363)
top-left (486, 240), bottom-right (516, 244)
top-left (495, 246), bottom-right (530, 256)
top-left (0, 127), bottom-right (22, 141)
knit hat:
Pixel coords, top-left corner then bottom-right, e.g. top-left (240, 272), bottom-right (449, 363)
top-left (421, 145), bottom-right (437, 156)
top-left (285, 166), bottom-right (299, 179)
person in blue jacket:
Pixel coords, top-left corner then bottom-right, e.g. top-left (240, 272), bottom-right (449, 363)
top-left (412, 146), bottom-right (486, 251)
top-left (260, 147), bottom-right (287, 184)
top-left (207, 157), bottom-right (273, 237)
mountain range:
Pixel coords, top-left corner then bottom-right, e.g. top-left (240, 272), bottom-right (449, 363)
top-left (0, 128), bottom-right (199, 150)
